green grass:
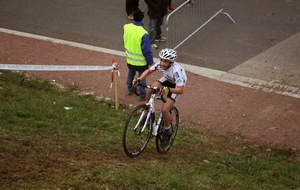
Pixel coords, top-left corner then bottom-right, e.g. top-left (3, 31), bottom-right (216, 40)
top-left (0, 70), bottom-right (299, 190)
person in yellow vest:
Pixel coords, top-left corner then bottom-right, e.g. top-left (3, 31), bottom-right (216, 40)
top-left (123, 10), bottom-right (154, 101)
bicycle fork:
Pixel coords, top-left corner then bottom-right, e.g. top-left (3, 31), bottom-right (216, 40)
top-left (152, 113), bottom-right (163, 137)
top-left (135, 111), bottom-right (149, 133)
top-left (134, 105), bottom-right (163, 136)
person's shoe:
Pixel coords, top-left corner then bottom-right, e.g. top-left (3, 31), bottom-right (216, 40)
top-left (185, 3), bottom-right (192, 8)
top-left (161, 128), bottom-right (172, 147)
top-left (127, 91), bottom-right (133, 96)
top-left (161, 133), bottom-right (172, 147)
top-left (127, 14), bottom-right (133, 20)
top-left (167, 6), bottom-right (174, 13)
top-left (139, 97), bottom-right (146, 101)
top-left (155, 36), bottom-right (167, 42)
top-left (151, 44), bottom-right (158, 49)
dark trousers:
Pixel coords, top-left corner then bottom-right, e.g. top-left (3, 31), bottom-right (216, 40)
top-left (126, 64), bottom-right (148, 99)
top-left (126, 0), bottom-right (140, 15)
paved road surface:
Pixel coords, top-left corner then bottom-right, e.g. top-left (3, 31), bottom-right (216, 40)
top-left (0, 1), bottom-right (299, 67)
top-left (0, 0), bottom-right (299, 91)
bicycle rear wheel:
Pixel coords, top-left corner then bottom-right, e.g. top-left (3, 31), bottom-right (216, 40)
top-left (156, 106), bottom-right (179, 154)
top-left (123, 104), bottom-right (152, 157)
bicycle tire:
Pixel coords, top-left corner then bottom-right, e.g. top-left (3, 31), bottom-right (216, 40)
top-left (123, 104), bottom-right (152, 157)
top-left (156, 106), bottom-right (179, 154)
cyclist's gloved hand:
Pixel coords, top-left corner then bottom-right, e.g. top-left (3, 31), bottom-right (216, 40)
top-left (132, 78), bottom-right (140, 87)
top-left (161, 86), bottom-right (170, 95)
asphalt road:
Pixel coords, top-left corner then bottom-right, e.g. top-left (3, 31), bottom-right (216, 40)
top-left (0, 0), bottom-right (299, 72)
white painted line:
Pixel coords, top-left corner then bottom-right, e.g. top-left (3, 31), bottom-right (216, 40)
top-left (0, 28), bottom-right (126, 57)
top-left (1, 27), bottom-right (299, 99)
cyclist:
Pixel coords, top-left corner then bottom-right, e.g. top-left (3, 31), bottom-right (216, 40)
top-left (133, 48), bottom-right (187, 146)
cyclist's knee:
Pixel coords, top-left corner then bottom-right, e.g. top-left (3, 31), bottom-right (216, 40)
top-left (161, 107), bottom-right (169, 114)
top-left (152, 81), bottom-right (161, 87)
top-left (161, 101), bottom-right (173, 114)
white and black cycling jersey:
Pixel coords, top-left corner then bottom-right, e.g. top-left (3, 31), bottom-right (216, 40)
top-left (149, 61), bottom-right (187, 87)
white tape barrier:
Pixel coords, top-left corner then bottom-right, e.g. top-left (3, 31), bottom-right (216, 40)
top-left (0, 64), bottom-right (113, 71)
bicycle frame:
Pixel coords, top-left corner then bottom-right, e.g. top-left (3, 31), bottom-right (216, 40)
top-left (148, 92), bottom-right (164, 137)
top-left (135, 85), bottom-right (163, 137)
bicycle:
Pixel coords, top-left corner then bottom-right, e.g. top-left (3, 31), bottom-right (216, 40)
top-left (123, 84), bottom-right (179, 158)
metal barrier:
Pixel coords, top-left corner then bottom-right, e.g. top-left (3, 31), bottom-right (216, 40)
top-left (165, 0), bottom-right (235, 50)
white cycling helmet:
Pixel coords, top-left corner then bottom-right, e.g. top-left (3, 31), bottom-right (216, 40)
top-left (159, 48), bottom-right (177, 62)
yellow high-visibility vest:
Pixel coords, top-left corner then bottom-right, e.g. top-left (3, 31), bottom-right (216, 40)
top-left (123, 23), bottom-right (147, 66)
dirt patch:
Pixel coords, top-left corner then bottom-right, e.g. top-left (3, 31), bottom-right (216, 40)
top-left (1, 32), bottom-right (299, 151)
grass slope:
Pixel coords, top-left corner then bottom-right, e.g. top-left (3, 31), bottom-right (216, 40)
top-left (0, 70), bottom-right (299, 190)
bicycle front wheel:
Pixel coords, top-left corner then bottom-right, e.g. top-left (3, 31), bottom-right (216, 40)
top-left (156, 106), bottom-right (179, 154)
top-left (123, 104), bottom-right (152, 157)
